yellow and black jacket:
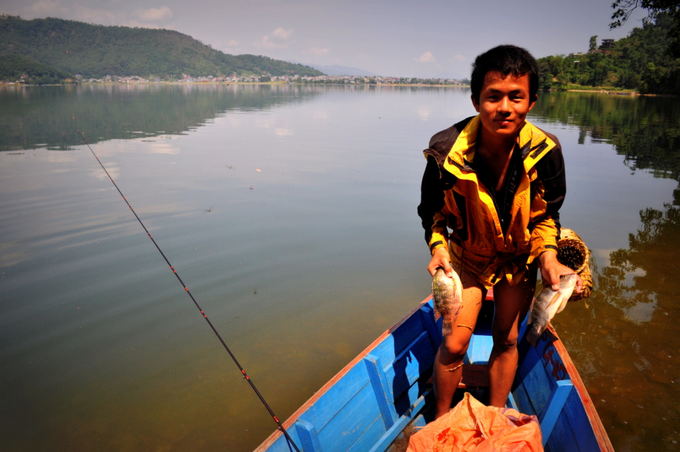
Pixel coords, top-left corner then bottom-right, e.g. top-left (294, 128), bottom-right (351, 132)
top-left (418, 116), bottom-right (566, 288)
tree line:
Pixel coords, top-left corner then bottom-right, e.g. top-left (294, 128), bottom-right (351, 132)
top-left (537, 6), bottom-right (680, 94)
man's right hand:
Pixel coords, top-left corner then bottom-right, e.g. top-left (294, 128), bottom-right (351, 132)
top-left (427, 247), bottom-right (454, 277)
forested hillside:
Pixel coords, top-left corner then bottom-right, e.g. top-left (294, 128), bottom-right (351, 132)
top-left (538, 13), bottom-right (680, 94)
top-left (0, 15), bottom-right (322, 83)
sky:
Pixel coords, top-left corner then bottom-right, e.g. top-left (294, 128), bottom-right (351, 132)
top-left (0, 0), bottom-right (649, 78)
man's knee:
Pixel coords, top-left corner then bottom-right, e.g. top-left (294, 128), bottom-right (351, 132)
top-left (440, 336), bottom-right (470, 361)
top-left (492, 331), bottom-right (518, 352)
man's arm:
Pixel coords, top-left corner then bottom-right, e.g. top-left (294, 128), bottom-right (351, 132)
top-left (418, 157), bottom-right (453, 276)
top-left (529, 143), bottom-right (582, 291)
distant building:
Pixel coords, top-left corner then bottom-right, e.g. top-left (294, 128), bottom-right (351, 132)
top-left (599, 39), bottom-right (615, 50)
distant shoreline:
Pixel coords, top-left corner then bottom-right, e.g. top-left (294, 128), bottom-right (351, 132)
top-left (0, 80), bottom-right (470, 88)
top-left (564, 88), bottom-right (638, 96)
top-left (3, 80), bottom-right (672, 96)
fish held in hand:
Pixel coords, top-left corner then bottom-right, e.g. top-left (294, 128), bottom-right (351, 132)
top-left (526, 274), bottom-right (578, 346)
top-left (432, 268), bottom-right (463, 320)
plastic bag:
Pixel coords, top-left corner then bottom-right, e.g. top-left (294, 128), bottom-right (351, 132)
top-left (407, 393), bottom-right (543, 452)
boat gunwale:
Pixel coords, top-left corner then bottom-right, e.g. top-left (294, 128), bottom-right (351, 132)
top-left (544, 324), bottom-right (614, 451)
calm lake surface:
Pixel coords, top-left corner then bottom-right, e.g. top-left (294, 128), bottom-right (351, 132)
top-left (1, 84), bottom-right (678, 451)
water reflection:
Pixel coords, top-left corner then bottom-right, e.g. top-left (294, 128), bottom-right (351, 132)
top-left (0, 84), bottom-right (323, 151)
top-left (533, 92), bottom-right (680, 189)
top-left (533, 93), bottom-right (680, 450)
top-left (555, 202), bottom-right (679, 450)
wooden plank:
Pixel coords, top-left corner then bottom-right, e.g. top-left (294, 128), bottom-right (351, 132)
top-left (298, 365), bottom-right (371, 432)
top-left (417, 301), bottom-right (441, 349)
top-left (315, 385), bottom-right (383, 450)
top-left (367, 392), bottom-right (429, 452)
top-left (389, 309), bottom-right (431, 357)
top-left (542, 346), bottom-right (570, 382)
top-left (364, 355), bottom-right (395, 430)
top-left (382, 332), bottom-right (436, 402)
top-left (548, 388), bottom-right (601, 452)
top-left (404, 377), bottom-right (428, 410)
top-left (517, 334), bottom-right (552, 380)
top-left (347, 416), bottom-right (386, 452)
top-left (516, 344), bottom-right (540, 382)
top-left (295, 419), bottom-right (322, 452)
top-left (518, 356), bottom-right (555, 416)
top-left (512, 380), bottom-right (535, 416)
top-left (544, 412), bottom-right (579, 452)
top-left (466, 333), bottom-right (493, 364)
top-left (540, 379), bottom-right (574, 445)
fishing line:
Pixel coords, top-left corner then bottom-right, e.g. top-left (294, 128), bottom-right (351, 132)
top-left (79, 132), bottom-right (300, 452)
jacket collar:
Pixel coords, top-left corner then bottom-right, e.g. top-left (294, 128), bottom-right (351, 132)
top-left (443, 115), bottom-right (556, 178)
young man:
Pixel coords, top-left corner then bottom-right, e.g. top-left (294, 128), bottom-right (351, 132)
top-left (417, 45), bottom-right (582, 417)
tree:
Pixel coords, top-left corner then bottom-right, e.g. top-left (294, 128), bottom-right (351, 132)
top-left (589, 35), bottom-right (598, 52)
top-left (610, 0), bottom-right (680, 56)
top-left (537, 6), bottom-right (679, 93)
top-left (610, 0), bottom-right (680, 27)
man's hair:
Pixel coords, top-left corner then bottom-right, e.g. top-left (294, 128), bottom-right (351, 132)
top-left (470, 45), bottom-right (540, 102)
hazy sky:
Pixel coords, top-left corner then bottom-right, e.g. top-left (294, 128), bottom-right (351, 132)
top-left (1, 0), bottom-right (648, 78)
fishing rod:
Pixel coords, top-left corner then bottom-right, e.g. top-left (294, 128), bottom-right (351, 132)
top-left (79, 132), bottom-right (300, 452)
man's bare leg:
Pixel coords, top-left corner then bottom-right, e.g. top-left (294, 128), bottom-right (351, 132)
top-left (488, 277), bottom-right (533, 407)
top-left (433, 280), bottom-right (484, 418)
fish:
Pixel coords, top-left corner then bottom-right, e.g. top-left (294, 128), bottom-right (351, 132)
top-left (526, 274), bottom-right (579, 346)
top-left (432, 267), bottom-right (463, 323)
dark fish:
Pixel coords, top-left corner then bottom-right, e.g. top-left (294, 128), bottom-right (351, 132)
top-left (432, 268), bottom-right (463, 320)
top-left (526, 274), bottom-right (578, 346)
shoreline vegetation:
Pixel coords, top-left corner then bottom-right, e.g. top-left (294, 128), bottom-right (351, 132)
top-left (0, 78), bottom-right (652, 96)
top-left (0, 75), bottom-right (469, 88)
top-left (535, 12), bottom-right (679, 96)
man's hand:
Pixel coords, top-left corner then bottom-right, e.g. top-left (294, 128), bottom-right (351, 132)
top-left (427, 247), bottom-right (454, 277)
top-left (539, 250), bottom-right (583, 293)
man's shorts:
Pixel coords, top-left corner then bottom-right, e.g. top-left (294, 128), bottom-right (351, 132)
top-left (448, 240), bottom-right (533, 290)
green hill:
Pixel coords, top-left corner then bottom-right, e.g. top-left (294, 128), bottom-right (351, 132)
top-left (0, 15), bottom-right (323, 82)
top-left (537, 13), bottom-right (680, 94)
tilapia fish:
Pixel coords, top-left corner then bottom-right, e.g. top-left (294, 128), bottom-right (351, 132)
top-left (526, 274), bottom-right (578, 346)
top-left (432, 268), bottom-right (463, 320)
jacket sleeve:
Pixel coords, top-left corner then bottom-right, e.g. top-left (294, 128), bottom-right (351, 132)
top-left (528, 142), bottom-right (566, 263)
top-left (417, 156), bottom-right (448, 254)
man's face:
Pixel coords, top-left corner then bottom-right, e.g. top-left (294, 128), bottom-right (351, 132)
top-left (472, 71), bottom-right (536, 141)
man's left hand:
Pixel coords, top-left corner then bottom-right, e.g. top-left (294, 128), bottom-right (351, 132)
top-left (539, 250), bottom-right (583, 293)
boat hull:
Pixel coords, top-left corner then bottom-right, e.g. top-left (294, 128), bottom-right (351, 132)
top-left (257, 296), bottom-right (612, 451)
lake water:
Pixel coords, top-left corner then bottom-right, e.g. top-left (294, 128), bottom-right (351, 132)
top-left (1, 84), bottom-right (678, 451)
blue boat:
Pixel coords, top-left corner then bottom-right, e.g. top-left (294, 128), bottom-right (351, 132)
top-left (257, 293), bottom-right (613, 451)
